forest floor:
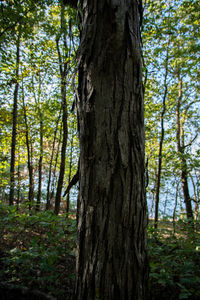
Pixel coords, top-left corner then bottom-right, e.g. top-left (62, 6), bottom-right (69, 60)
top-left (0, 203), bottom-right (200, 300)
top-left (0, 204), bottom-right (76, 299)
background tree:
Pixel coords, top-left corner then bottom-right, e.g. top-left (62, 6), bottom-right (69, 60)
top-left (54, 0), bottom-right (69, 214)
top-left (0, 0), bottom-right (79, 210)
top-left (9, 28), bottom-right (20, 206)
top-left (143, 0), bottom-right (199, 222)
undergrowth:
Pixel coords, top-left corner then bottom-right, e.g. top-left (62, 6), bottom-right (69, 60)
top-left (0, 202), bottom-right (200, 299)
top-left (148, 221), bottom-right (200, 299)
top-left (0, 203), bottom-right (76, 299)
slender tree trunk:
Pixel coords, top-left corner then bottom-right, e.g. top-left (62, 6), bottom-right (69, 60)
top-left (54, 86), bottom-right (68, 214)
top-left (180, 124), bottom-right (193, 220)
top-left (36, 117), bottom-right (43, 211)
top-left (22, 80), bottom-right (34, 207)
top-left (54, 1), bottom-right (69, 214)
top-left (51, 124), bottom-right (62, 206)
top-left (66, 135), bottom-right (74, 214)
top-left (75, 1), bottom-right (148, 299)
top-left (17, 152), bottom-right (20, 210)
top-left (194, 174), bottom-right (199, 221)
top-left (9, 33), bottom-right (20, 206)
top-left (190, 174), bottom-right (199, 223)
top-left (176, 74), bottom-right (193, 221)
top-left (163, 189), bottom-right (168, 216)
top-left (154, 48), bottom-right (169, 228)
top-left (46, 110), bottom-right (61, 210)
top-left (173, 182), bottom-right (179, 233)
top-left (150, 190), bottom-right (155, 218)
top-left (31, 72), bottom-right (43, 211)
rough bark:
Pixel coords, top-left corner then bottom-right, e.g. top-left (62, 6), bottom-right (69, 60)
top-left (9, 33), bottom-right (20, 206)
top-left (75, 1), bottom-right (148, 299)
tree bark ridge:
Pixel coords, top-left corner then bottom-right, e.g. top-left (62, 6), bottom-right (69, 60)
top-left (75, 1), bottom-right (148, 299)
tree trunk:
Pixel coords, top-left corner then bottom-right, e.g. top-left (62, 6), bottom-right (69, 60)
top-left (54, 1), bottom-right (68, 214)
top-left (176, 74), bottom-right (193, 221)
top-left (50, 125), bottom-right (62, 206)
top-left (66, 135), bottom-right (74, 214)
top-left (17, 152), bottom-right (21, 210)
top-left (75, 1), bottom-right (148, 299)
top-left (54, 90), bottom-right (68, 214)
top-left (9, 33), bottom-right (20, 206)
top-left (36, 117), bottom-right (43, 211)
top-left (173, 185), bottom-right (178, 233)
top-left (22, 80), bottom-right (34, 208)
top-left (180, 124), bottom-right (193, 220)
top-left (31, 70), bottom-right (44, 211)
top-left (154, 48), bottom-right (169, 228)
top-left (46, 110), bottom-right (61, 210)
top-left (190, 174), bottom-right (199, 225)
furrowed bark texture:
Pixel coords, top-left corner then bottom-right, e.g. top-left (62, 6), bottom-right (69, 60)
top-left (75, 1), bottom-right (148, 299)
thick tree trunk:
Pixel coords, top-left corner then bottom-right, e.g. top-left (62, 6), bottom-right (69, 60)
top-left (9, 33), bottom-right (20, 206)
top-left (75, 1), bottom-right (148, 299)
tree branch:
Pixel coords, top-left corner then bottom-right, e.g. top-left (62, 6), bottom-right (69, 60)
top-left (183, 133), bottom-right (198, 149)
top-left (63, 169), bottom-right (79, 197)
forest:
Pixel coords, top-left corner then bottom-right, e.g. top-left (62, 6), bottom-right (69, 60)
top-left (0, 0), bottom-right (199, 299)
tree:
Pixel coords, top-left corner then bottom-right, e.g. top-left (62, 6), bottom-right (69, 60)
top-left (75, 1), bottom-right (148, 299)
top-left (154, 45), bottom-right (169, 228)
top-left (21, 77), bottom-right (35, 208)
top-left (31, 67), bottom-right (44, 211)
top-left (143, 0), bottom-right (199, 221)
top-left (54, 0), bottom-right (69, 214)
top-left (175, 70), bottom-right (194, 221)
top-left (9, 28), bottom-right (21, 206)
top-left (46, 109), bottom-right (62, 210)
